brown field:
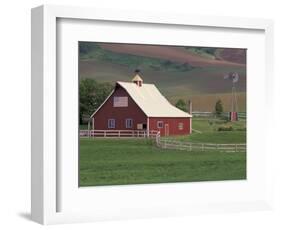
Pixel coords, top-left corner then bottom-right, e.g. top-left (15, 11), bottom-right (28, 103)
top-left (169, 92), bottom-right (246, 112)
top-left (215, 48), bottom-right (246, 64)
top-left (100, 44), bottom-right (245, 67)
top-left (79, 60), bottom-right (246, 92)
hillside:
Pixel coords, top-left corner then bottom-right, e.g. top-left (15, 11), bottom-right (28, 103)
top-left (79, 42), bottom-right (247, 112)
top-left (215, 48), bottom-right (246, 64)
top-left (99, 44), bottom-right (245, 67)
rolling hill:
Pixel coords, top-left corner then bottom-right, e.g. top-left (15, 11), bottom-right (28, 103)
top-left (79, 42), bottom-right (246, 112)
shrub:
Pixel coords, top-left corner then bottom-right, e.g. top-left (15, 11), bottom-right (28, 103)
top-left (175, 99), bottom-right (187, 112)
top-left (215, 99), bottom-right (223, 116)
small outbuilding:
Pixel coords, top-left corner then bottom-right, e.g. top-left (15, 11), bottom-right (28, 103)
top-left (90, 73), bottom-right (192, 136)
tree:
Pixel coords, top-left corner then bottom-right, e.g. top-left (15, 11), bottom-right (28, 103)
top-left (79, 42), bottom-right (97, 55)
top-left (215, 99), bottom-right (223, 116)
top-left (175, 99), bottom-right (187, 112)
top-left (79, 78), bottom-right (113, 124)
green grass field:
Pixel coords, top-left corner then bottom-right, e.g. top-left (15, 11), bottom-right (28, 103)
top-left (171, 117), bottom-right (246, 143)
top-left (79, 118), bottom-right (246, 186)
top-left (79, 138), bottom-right (246, 186)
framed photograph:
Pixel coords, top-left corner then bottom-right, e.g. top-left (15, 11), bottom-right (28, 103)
top-left (31, 5), bottom-right (274, 225)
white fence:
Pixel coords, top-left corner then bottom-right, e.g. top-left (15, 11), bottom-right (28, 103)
top-left (192, 111), bottom-right (246, 119)
top-left (80, 129), bottom-right (160, 138)
top-left (156, 138), bottom-right (246, 152)
top-left (80, 130), bottom-right (245, 152)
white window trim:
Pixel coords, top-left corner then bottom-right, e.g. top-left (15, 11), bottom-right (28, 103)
top-left (108, 119), bottom-right (115, 129)
top-left (125, 118), bottom-right (133, 128)
top-left (178, 122), bottom-right (184, 130)
top-left (157, 121), bottom-right (163, 129)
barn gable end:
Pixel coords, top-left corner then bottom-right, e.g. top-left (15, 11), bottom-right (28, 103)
top-left (92, 85), bottom-right (147, 130)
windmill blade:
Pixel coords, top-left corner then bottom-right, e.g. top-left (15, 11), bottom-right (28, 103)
top-left (224, 74), bottom-right (230, 80)
top-left (224, 72), bottom-right (239, 83)
top-left (232, 72), bottom-right (239, 83)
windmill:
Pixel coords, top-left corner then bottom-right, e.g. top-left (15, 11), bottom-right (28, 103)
top-left (224, 72), bottom-right (239, 121)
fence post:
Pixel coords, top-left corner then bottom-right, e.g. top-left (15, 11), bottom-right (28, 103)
top-left (189, 143), bottom-right (192, 151)
top-left (104, 131), bottom-right (106, 137)
top-left (156, 134), bottom-right (158, 146)
top-left (156, 134), bottom-right (159, 147)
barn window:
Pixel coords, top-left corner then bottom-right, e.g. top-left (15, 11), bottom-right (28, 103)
top-left (125, 119), bottom-right (133, 128)
top-left (178, 122), bottom-right (184, 130)
top-left (108, 119), bottom-right (115, 129)
top-left (113, 96), bottom-right (128, 107)
top-left (157, 121), bottom-right (163, 128)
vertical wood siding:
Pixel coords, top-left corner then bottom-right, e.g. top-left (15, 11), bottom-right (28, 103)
top-left (93, 85), bottom-right (147, 130)
top-left (149, 117), bottom-right (191, 136)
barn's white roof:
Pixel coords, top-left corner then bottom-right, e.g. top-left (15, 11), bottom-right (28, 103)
top-left (117, 81), bottom-right (192, 118)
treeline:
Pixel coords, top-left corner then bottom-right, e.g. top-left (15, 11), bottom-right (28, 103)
top-left (80, 78), bottom-right (114, 124)
top-left (185, 47), bottom-right (217, 56)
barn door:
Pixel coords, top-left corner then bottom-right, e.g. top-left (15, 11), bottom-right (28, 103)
top-left (164, 124), bottom-right (169, 136)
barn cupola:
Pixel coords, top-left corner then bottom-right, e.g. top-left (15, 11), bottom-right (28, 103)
top-left (132, 69), bottom-right (143, 87)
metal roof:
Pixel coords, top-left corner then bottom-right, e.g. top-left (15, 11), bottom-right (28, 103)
top-left (117, 81), bottom-right (192, 118)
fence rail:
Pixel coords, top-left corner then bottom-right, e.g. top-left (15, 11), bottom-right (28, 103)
top-left (80, 129), bottom-right (160, 138)
top-left (192, 111), bottom-right (246, 119)
top-left (156, 138), bottom-right (246, 152)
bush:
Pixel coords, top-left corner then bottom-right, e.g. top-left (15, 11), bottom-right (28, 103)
top-left (217, 126), bottom-right (233, 131)
top-left (175, 99), bottom-right (187, 112)
top-left (215, 99), bottom-right (223, 116)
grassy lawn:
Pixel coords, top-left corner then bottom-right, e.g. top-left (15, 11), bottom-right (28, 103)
top-left (79, 117), bottom-right (246, 186)
top-left (193, 131), bottom-right (245, 143)
top-left (167, 117), bottom-right (246, 143)
top-left (79, 138), bottom-right (246, 186)
top-left (171, 131), bottom-right (246, 144)
top-left (192, 117), bottom-right (246, 132)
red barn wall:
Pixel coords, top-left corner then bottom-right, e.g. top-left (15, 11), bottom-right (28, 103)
top-left (149, 117), bottom-right (191, 136)
top-left (93, 85), bottom-right (147, 130)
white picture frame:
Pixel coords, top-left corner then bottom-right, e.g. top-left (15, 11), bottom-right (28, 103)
top-left (31, 5), bottom-right (274, 225)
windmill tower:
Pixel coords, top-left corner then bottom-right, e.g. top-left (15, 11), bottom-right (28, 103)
top-left (224, 72), bottom-right (239, 121)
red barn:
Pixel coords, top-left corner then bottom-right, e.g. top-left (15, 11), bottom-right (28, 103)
top-left (90, 74), bottom-right (192, 136)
